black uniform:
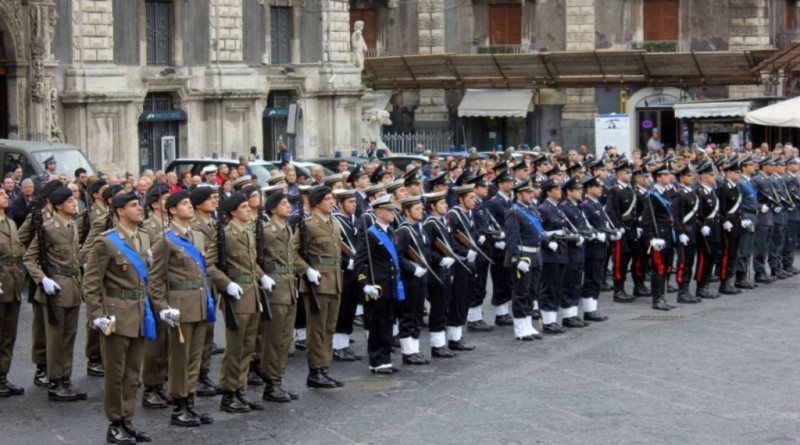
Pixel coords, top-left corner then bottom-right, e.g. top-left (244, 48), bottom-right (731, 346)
top-left (538, 199), bottom-right (570, 324)
top-left (332, 211), bottom-right (361, 352)
top-left (486, 192), bottom-right (514, 314)
top-left (422, 215), bottom-right (454, 342)
top-left (503, 202), bottom-right (543, 325)
top-left (559, 199), bottom-right (589, 314)
top-left (467, 197), bottom-right (492, 324)
top-left (394, 221), bottom-right (430, 344)
top-left (672, 185), bottom-right (699, 297)
top-left (444, 207), bottom-right (478, 334)
top-left (581, 197), bottom-right (611, 305)
top-left (782, 172), bottom-right (800, 272)
top-left (695, 184), bottom-right (721, 297)
top-left (641, 186), bottom-right (675, 307)
top-left (717, 178), bottom-right (742, 292)
top-left (605, 182), bottom-right (638, 295)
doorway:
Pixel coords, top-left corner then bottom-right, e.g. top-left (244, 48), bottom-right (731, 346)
top-left (138, 93), bottom-right (183, 172)
top-left (637, 108), bottom-right (676, 154)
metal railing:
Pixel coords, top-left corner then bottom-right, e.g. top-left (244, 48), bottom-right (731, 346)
top-left (471, 44), bottom-right (533, 54)
top-left (775, 32), bottom-right (800, 49)
top-left (630, 40), bottom-right (679, 52)
top-left (382, 131), bottom-right (453, 153)
top-left (365, 48), bottom-right (386, 59)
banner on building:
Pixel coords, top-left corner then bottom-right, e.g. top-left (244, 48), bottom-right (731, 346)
top-left (594, 114), bottom-right (630, 159)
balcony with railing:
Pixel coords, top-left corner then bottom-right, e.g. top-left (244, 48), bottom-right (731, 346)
top-left (630, 40), bottom-right (679, 52)
top-left (471, 44), bottom-right (534, 54)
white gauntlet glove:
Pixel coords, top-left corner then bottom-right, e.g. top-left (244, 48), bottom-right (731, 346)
top-left (761, 204), bottom-right (770, 213)
top-left (41, 277), bottom-right (60, 295)
top-left (596, 232), bottom-right (607, 243)
top-left (494, 241), bottom-right (506, 249)
top-left (742, 219), bottom-right (753, 229)
top-left (306, 268), bottom-right (321, 285)
top-left (774, 206), bottom-right (783, 214)
top-left (477, 235), bottom-right (486, 244)
top-left (636, 228), bottom-right (643, 239)
top-left (498, 231), bottom-right (506, 240)
top-left (159, 308), bottom-right (180, 327)
top-left (650, 238), bottom-right (666, 251)
top-left (466, 250), bottom-right (477, 263)
top-left (226, 282), bottom-right (244, 299)
top-left (413, 266), bottom-right (427, 278)
top-left (679, 234), bottom-right (689, 246)
top-left (576, 235), bottom-right (585, 247)
top-left (363, 285), bottom-right (380, 298)
top-left (347, 259), bottom-right (355, 270)
top-left (439, 257), bottom-right (455, 268)
top-left (92, 316), bottom-right (114, 333)
top-left (723, 221), bottom-right (733, 232)
top-left (516, 261), bottom-right (530, 273)
top-left (260, 275), bottom-right (276, 292)
top-left (547, 241), bottom-right (558, 252)
top-left (701, 226), bottom-right (711, 236)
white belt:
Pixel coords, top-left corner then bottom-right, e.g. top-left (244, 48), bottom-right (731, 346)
top-left (520, 246), bottom-right (540, 253)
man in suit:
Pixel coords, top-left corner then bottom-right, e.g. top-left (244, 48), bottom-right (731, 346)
top-left (0, 188), bottom-right (25, 397)
top-left (23, 187), bottom-right (87, 401)
top-left (83, 192), bottom-right (153, 444)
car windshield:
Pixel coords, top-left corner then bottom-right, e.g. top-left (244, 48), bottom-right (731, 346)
top-left (248, 164), bottom-right (272, 183)
top-left (31, 149), bottom-right (96, 176)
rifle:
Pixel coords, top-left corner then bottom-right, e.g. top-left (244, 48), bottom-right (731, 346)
top-left (340, 244), bottom-right (355, 259)
top-left (406, 246), bottom-right (442, 284)
top-left (454, 230), bottom-right (494, 264)
top-left (297, 214), bottom-right (321, 313)
top-left (32, 196), bottom-right (59, 325)
top-left (254, 201), bottom-right (272, 321)
top-left (432, 237), bottom-right (469, 270)
top-left (216, 215), bottom-right (239, 329)
top-left (78, 190), bottom-right (91, 246)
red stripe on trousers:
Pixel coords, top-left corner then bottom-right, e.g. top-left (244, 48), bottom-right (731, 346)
top-left (696, 249), bottom-right (705, 282)
top-left (653, 250), bottom-right (665, 275)
top-left (614, 239), bottom-right (622, 280)
top-left (721, 239), bottom-right (729, 281)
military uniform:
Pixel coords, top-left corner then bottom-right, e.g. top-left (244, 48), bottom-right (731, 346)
top-left (444, 204), bottom-right (478, 349)
top-left (0, 212), bottom-right (24, 396)
top-left (769, 169), bottom-right (790, 278)
top-left (79, 200), bottom-right (110, 376)
top-left (559, 193), bottom-right (590, 327)
top-left (717, 174), bottom-right (743, 294)
top-left (672, 183), bottom-right (700, 302)
top-left (641, 184), bottom-right (676, 310)
top-left (695, 182), bottom-right (722, 299)
top-left (83, 222), bottom-right (152, 443)
top-left (735, 172), bottom-right (759, 287)
top-left (503, 193), bottom-right (543, 340)
top-left (190, 213), bottom-right (221, 397)
top-left (605, 179), bottom-right (638, 301)
top-left (538, 197), bottom-right (571, 332)
top-left (332, 210), bottom-right (362, 361)
top-left (486, 190), bottom-right (514, 324)
top-left (422, 205), bottom-right (457, 358)
top-left (580, 192), bottom-right (612, 321)
top-left (395, 215), bottom-right (432, 364)
top-left (782, 168), bottom-right (800, 274)
top-left (23, 212), bottom-right (85, 399)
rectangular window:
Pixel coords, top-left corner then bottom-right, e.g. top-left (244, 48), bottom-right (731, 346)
top-left (350, 9), bottom-right (377, 50)
top-left (271, 7), bottom-right (293, 64)
top-left (786, 0), bottom-right (797, 31)
top-left (146, 0), bottom-right (173, 65)
top-left (489, 4), bottom-right (522, 45)
top-left (643, 0), bottom-right (679, 41)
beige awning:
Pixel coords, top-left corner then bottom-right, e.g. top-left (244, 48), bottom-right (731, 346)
top-left (673, 101), bottom-right (751, 119)
top-left (745, 96), bottom-right (800, 127)
top-left (458, 89), bottom-right (534, 118)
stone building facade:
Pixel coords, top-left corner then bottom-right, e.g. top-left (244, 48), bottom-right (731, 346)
top-left (0, 0), bottom-right (363, 174)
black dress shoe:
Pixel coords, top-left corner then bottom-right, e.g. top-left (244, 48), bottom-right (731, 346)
top-left (220, 392), bottom-right (250, 413)
top-left (48, 381), bottom-right (79, 402)
top-left (543, 323), bottom-right (566, 335)
top-left (236, 389), bottom-right (264, 411)
top-left (121, 420), bottom-right (152, 442)
top-left (196, 372), bottom-right (219, 397)
top-left (170, 398), bottom-right (201, 427)
top-left (279, 381), bottom-right (298, 400)
top-left (33, 365), bottom-right (48, 387)
top-left (333, 348), bottom-right (358, 362)
top-left (652, 297), bottom-right (672, 311)
top-left (87, 360), bottom-right (105, 377)
top-left (431, 346), bottom-right (457, 358)
top-left (600, 281), bottom-right (614, 292)
top-left (262, 381), bottom-right (292, 403)
top-left (562, 317), bottom-right (587, 328)
top-left (447, 340), bottom-right (475, 351)
top-left (295, 340), bottom-right (307, 351)
top-left (666, 282), bottom-right (678, 293)
top-left (343, 347), bottom-right (362, 360)
top-left (142, 387), bottom-right (169, 409)
top-left (187, 394), bottom-right (214, 424)
top-left (211, 342), bottom-right (225, 355)
top-left (321, 368), bottom-right (344, 387)
top-left (516, 335), bottom-right (535, 341)
top-left (583, 311), bottom-right (608, 322)
top-left (402, 353), bottom-right (430, 365)
top-left (677, 295), bottom-right (700, 304)
top-left (247, 369), bottom-right (264, 387)
top-left (633, 283), bottom-right (651, 296)
top-left (755, 273), bottom-right (775, 283)
top-left (613, 290), bottom-right (635, 303)
top-left (306, 369), bottom-right (337, 388)
top-left (370, 367), bottom-right (394, 375)
top-left (0, 374), bottom-right (24, 396)
top-left (697, 287), bottom-right (720, 299)
top-left (494, 314), bottom-right (514, 326)
top-left (467, 320), bottom-right (494, 332)
top-left (107, 422), bottom-right (136, 445)
top-left (61, 378), bottom-right (87, 400)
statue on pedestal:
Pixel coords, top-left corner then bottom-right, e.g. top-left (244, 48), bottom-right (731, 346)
top-left (351, 20), bottom-right (367, 71)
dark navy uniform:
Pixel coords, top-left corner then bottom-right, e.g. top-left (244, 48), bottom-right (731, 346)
top-left (641, 185), bottom-right (675, 308)
top-left (672, 185), bottom-right (699, 298)
top-left (503, 200), bottom-right (543, 338)
top-left (395, 220), bottom-right (430, 361)
top-left (735, 173), bottom-right (759, 284)
top-left (752, 170), bottom-right (775, 279)
top-left (444, 206), bottom-right (478, 344)
top-left (486, 192), bottom-right (513, 317)
top-left (605, 181), bottom-right (637, 296)
top-left (332, 211), bottom-right (361, 359)
top-left (538, 198), bottom-right (570, 327)
top-left (782, 170), bottom-right (800, 273)
top-left (717, 177), bottom-right (742, 292)
top-left (695, 183), bottom-right (721, 298)
top-left (422, 214), bottom-right (456, 354)
top-left (580, 196), bottom-right (612, 316)
top-left (467, 197), bottom-right (492, 326)
top-left (559, 199), bottom-right (589, 318)
top-left (768, 172), bottom-right (789, 277)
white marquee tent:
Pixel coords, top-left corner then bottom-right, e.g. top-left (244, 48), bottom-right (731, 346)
top-left (744, 96), bottom-right (800, 127)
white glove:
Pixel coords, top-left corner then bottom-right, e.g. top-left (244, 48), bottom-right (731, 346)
top-left (466, 250), bottom-right (477, 262)
top-left (650, 238), bottom-right (665, 251)
top-left (723, 221), bottom-right (733, 232)
top-left (548, 229), bottom-right (564, 236)
top-left (636, 228), bottom-right (643, 239)
top-left (363, 285), bottom-right (380, 298)
top-left (774, 206), bottom-right (783, 214)
top-left (41, 277), bottom-right (61, 296)
top-left (678, 234), bottom-right (690, 246)
top-left (92, 316), bottom-right (113, 333)
top-left (498, 231), bottom-right (506, 240)
top-left (516, 261), bottom-right (530, 273)
top-left (494, 241), bottom-right (506, 249)
top-left (477, 235), bottom-right (486, 244)
top-left (306, 268), bottom-right (321, 285)
top-left (260, 275), bottom-right (276, 292)
top-left (619, 227), bottom-right (626, 236)
top-left (761, 204), bottom-right (770, 213)
top-left (413, 266), bottom-right (427, 278)
top-left (159, 308), bottom-right (180, 327)
top-left (226, 282), bottom-right (243, 300)
top-left (347, 259), bottom-right (354, 271)
top-left (596, 232), bottom-right (607, 243)
top-left (576, 235), bottom-right (585, 247)
top-left (742, 219), bottom-right (753, 229)
top-left (439, 257), bottom-right (455, 268)
top-left (547, 241), bottom-right (558, 252)
top-left (701, 226), bottom-right (711, 236)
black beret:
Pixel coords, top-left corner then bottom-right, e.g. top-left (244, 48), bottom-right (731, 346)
top-left (49, 187), bottom-right (72, 206)
top-left (220, 193), bottom-right (247, 214)
top-left (309, 186), bottom-right (332, 207)
top-left (264, 192), bottom-right (286, 214)
top-left (540, 179), bottom-right (559, 194)
top-left (89, 179), bottom-right (108, 195)
top-left (102, 184), bottom-right (124, 202)
top-left (165, 190), bottom-right (190, 210)
top-left (111, 192), bottom-right (139, 210)
top-left (146, 184), bottom-right (170, 205)
top-left (41, 180), bottom-right (63, 199)
top-left (190, 186), bottom-right (217, 206)
top-left (241, 185), bottom-right (259, 198)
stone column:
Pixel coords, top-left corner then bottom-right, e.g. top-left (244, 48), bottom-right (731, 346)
top-left (416, 0), bottom-right (448, 131)
top-left (562, 0), bottom-right (597, 150)
top-left (29, 1), bottom-right (63, 142)
top-left (728, 0), bottom-right (771, 98)
top-left (210, 0), bottom-right (243, 63)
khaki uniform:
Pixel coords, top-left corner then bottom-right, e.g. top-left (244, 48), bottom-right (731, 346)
top-left (80, 202), bottom-right (108, 367)
top-left (83, 225), bottom-right (151, 422)
top-left (260, 219), bottom-right (298, 381)
top-left (140, 215), bottom-right (170, 387)
top-left (189, 214), bottom-right (218, 375)
top-left (0, 215), bottom-right (24, 375)
top-left (292, 212), bottom-right (343, 370)
top-left (148, 222), bottom-right (210, 398)
top-left (23, 213), bottom-right (83, 381)
top-left (207, 220), bottom-right (265, 392)
top-left (17, 208), bottom-right (52, 368)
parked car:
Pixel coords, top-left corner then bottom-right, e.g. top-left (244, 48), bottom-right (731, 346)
top-left (382, 155), bottom-right (429, 174)
top-left (165, 158), bottom-right (274, 183)
top-left (0, 139), bottom-right (98, 178)
top-left (306, 156), bottom-right (367, 173)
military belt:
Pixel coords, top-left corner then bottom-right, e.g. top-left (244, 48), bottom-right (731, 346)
top-left (106, 289), bottom-right (144, 299)
top-left (51, 266), bottom-right (79, 277)
top-left (519, 246), bottom-right (540, 253)
top-left (265, 263), bottom-right (296, 275)
top-left (308, 256), bottom-right (339, 266)
top-left (232, 274), bottom-right (255, 284)
top-left (169, 278), bottom-right (206, 291)
top-left (0, 257), bottom-right (21, 266)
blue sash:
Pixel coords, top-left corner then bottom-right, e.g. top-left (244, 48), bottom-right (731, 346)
top-left (649, 192), bottom-right (676, 242)
top-left (105, 232), bottom-right (156, 340)
top-left (513, 203), bottom-right (543, 233)
top-left (165, 232), bottom-right (217, 323)
top-left (742, 180), bottom-right (757, 201)
top-left (367, 226), bottom-right (405, 302)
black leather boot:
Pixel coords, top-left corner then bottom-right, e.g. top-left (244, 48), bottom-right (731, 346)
top-left (719, 278), bottom-right (741, 295)
top-left (33, 364), bottom-right (48, 387)
top-left (0, 374), bottom-right (24, 396)
top-left (47, 379), bottom-right (78, 402)
top-left (633, 281), bottom-right (651, 297)
top-left (262, 380), bottom-right (292, 403)
top-left (170, 398), bottom-right (201, 427)
top-left (277, 379), bottom-right (298, 400)
top-left (196, 371), bottom-right (219, 397)
top-left (652, 296), bottom-right (672, 311)
top-left (106, 421), bottom-right (136, 445)
top-left (186, 393), bottom-right (214, 424)
top-left (61, 377), bottom-right (87, 400)
top-left (247, 361), bottom-right (264, 386)
top-left (306, 369), bottom-right (336, 389)
top-left (236, 389), bottom-right (264, 411)
top-left (320, 367), bottom-right (344, 387)
top-left (220, 391), bottom-right (250, 413)
top-left (121, 420), bottom-right (152, 442)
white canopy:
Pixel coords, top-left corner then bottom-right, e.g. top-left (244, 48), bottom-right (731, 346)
top-left (458, 89), bottom-right (534, 118)
top-left (744, 96), bottom-right (800, 127)
top-left (673, 101), bottom-right (751, 119)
